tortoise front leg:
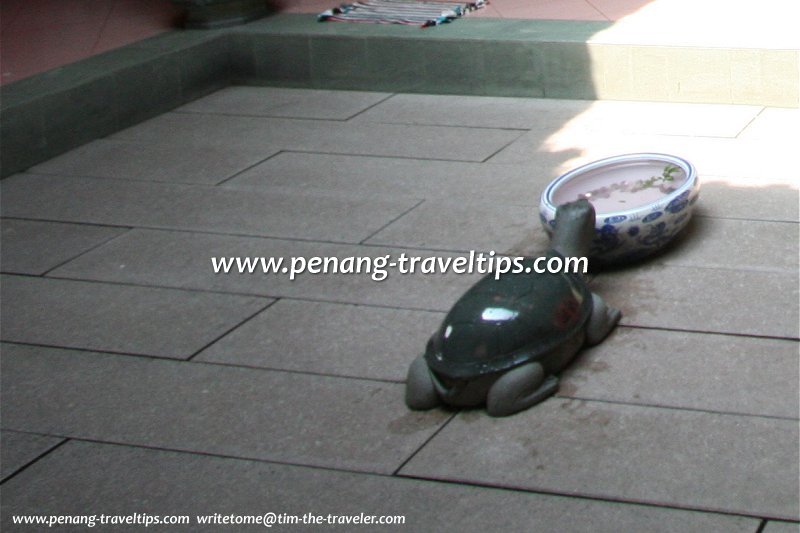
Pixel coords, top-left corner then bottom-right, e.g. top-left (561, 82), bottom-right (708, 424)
top-left (486, 362), bottom-right (558, 417)
top-left (586, 293), bottom-right (621, 345)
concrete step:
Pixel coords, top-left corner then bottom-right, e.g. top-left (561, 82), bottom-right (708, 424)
top-left (1, 13), bottom-right (797, 177)
top-left (235, 14), bottom-right (799, 107)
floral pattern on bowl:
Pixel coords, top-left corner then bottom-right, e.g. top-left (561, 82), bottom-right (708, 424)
top-left (539, 153), bottom-right (700, 265)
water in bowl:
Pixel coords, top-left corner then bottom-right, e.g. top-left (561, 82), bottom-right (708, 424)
top-left (552, 161), bottom-right (687, 213)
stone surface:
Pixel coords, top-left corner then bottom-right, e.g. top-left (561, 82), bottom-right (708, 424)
top-left (0, 430), bottom-right (64, 482)
top-left (0, 174), bottom-right (421, 244)
top-left (697, 181), bottom-right (799, 223)
top-left (110, 112), bottom-right (524, 162)
top-left (176, 86), bottom-right (391, 120)
top-left (3, 88), bottom-right (796, 527)
top-left (0, 275), bottom-right (269, 358)
top-left (365, 200), bottom-right (538, 253)
top-left (0, 440), bottom-right (759, 533)
top-left (354, 93), bottom-right (588, 130)
top-left (763, 522), bottom-right (800, 533)
top-left (196, 299), bottom-right (442, 381)
top-left (559, 327), bottom-right (799, 419)
top-left (28, 139), bottom-right (276, 185)
top-left (401, 398), bottom-right (800, 520)
top-left (354, 94), bottom-right (761, 137)
top-left (0, 219), bottom-right (127, 275)
top-left (590, 263), bottom-right (799, 339)
top-left (1, 344), bottom-right (450, 474)
top-left (487, 129), bottom-right (800, 187)
top-left (652, 216), bottom-right (799, 273)
top-left (739, 108), bottom-right (800, 141)
top-left (223, 152), bottom-right (553, 204)
top-left (48, 229), bottom-right (481, 311)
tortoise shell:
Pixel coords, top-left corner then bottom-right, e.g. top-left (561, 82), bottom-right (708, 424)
top-left (424, 254), bottom-right (592, 379)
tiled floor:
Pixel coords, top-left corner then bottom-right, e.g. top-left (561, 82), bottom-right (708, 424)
top-left (1, 87), bottom-right (798, 530)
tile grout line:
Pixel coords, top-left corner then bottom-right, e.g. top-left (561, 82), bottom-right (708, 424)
top-left (694, 214), bottom-right (800, 225)
top-left (0, 339), bottom-right (224, 366)
top-left (4, 214), bottom-right (797, 253)
top-left (184, 299), bottom-right (278, 362)
top-left (168, 107), bottom-right (530, 132)
top-left (2, 433), bottom-right (791, 524)
top-left (480, 128), bottom-right (529, 163)
top-left (5, 271), bottom-right (454, 313)
top-left (393, 471), bottom-right (794, 524)
top-left (213, 150), bottom-right (285, 187)
top-left (583, 0), bottom-right (611, 21)
top-left (0, 216), bottom-right (381, 247)
top-left (39, 227), bottom-right (136, 278)
top-left (19, 270), bottom-right (800, 342)
top-left (89, 1), bottom-right (115, 55)
top-left (391, 411), bottom-right (459, 476)
top-left (358, 198), bottom-right (426, 245)
top-left (1, 271), bottom-right (276, 301)
top-left (613, 323), bottom-right (800, 344)
top-left (266, 147), bottom-right (511, 164)
top-left (555, 394), bottom-right (799, 423)
top-left (4, 337), bottom-right (795, 421)
top-left (343, 92), bottom-right (397, 121)
top-left (341, 118), bottom-right (531, 133)
top-left (172, 109), bottom-right (355, 123)
top-left (608, 321), bottom-right (799, 343)
top-left (0, 437), bottom-right (70, 486)
top-left (0, 339), bottom-right (404, 385)
top-left (23, 168), bottom-right (245, 187)
top-left (733, 106), bottom-right (767, 139)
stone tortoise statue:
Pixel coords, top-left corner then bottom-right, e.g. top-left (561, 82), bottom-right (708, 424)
top-left (405, 199), bottom-right (621, 417)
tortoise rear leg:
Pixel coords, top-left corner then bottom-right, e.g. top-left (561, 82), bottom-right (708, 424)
top-left (405, 355), bottom-right (441, 410)
top-left (486, 362), bottom-right (559, 417)
top-left (586, 293), bottom-right (621, 345)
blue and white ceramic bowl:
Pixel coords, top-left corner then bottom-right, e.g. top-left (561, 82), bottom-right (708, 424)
top-left (540, 153), bottom-right (700, 265)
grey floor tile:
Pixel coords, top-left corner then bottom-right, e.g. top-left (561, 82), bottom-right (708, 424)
top-left (196, 299), bottom-right (442, 381)
top-left (28, 139), bottom-right (276, 185)
top-left (176, 86), bottom-right (391, 120)
top-left (354, 93), bottom-right (589, 130)
top-left (561, 100), bottom-right (762, 138)
top-left (501, 225), bottom-right (554, 258)
top-left (738, 108), bottom-right (800, 141)
top-left (365, 200), bottom-right (544, 253)
top-left (590, 264), bottom-right (799, 339)
top-left (1, 440), bottom-right (759, 533)
top-left (400, 399), bottom-right (799, 520)
top-left (222, 152), bottom-right (555, 204)
top-left (560, 327), bottom-right (799, 419)
top-left (355, 94), bottom-right (761, 138)
top-left (763, 521), bottom-right (800, 533)
top-left (698, 181), bottom-right (798, 223)
top-left (652, 216), bottom-right (798, 273)
top-left (110, 111), bottom-right (524, 162)
top-left (0, 219), bottom-right (127, 275)
top-left (0, 430), bottom-right (64, 482)
top-left (488, 129), bottom-right (799, 186)
top-left (0, 174), bottom-right (419, 243)
top-left (48, 229), bottom-right (481, 311)
top-left (0, 275), bottom-right (269, 358)
top-left (1, 344), bottom-right (449, 474)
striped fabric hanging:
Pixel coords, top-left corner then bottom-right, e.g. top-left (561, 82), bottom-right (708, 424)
top-left (319, 0), bottom-right (486, 27)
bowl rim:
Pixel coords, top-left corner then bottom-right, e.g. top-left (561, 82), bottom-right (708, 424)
top-left (541, 153), bottom-right (698, 219)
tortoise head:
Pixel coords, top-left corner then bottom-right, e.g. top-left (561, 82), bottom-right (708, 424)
top-left (550, 199), bottom-right (595, 259)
